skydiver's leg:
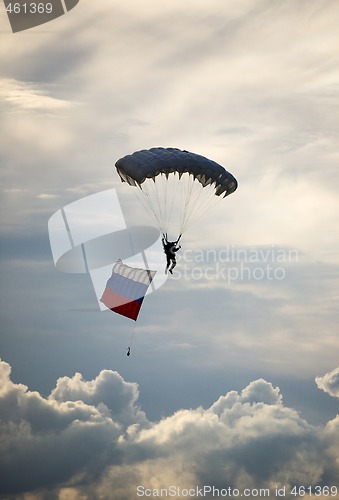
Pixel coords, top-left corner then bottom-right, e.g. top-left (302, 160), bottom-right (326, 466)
top-left (165, 255), bottom-right (171, 274)
top-left (169, 258), bottom-right (176, 274)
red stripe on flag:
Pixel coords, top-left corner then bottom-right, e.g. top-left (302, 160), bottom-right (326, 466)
top-left (101, 287), bottom-right (143, 320)
top-left (100, 288), bottom-right (132, 309)
top-left (112, 300), bottom-right (142, 321)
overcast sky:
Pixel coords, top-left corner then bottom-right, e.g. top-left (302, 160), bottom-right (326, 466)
top-left (0, 1), bottom-right (338, 499)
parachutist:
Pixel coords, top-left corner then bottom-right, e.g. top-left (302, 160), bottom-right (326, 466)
top-left (127, 347), bottom-right (131, 356)
top-left (162, 234), bottom-right (181, 275)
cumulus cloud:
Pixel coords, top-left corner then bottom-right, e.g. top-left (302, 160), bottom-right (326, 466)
top-left (316, 368), bottom-right (339, 398)
top-left (49, 369), bottom-right (148, 427)
top-left (0, 359), bottom-right (338, 499)
top-left (0, 360), bottom-right (144, 496)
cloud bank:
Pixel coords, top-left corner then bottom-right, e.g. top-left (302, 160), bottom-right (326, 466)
top-left (0, 359), bottom-right (338, 499)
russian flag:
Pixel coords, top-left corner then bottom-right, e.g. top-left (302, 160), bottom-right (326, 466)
top-left (100, 260), bottom-right (156, 321)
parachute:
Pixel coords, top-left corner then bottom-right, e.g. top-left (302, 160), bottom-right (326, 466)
top-left (115, 147), bottom-right (237, 238)
top-left (100, 259), bottom-right (156, 321)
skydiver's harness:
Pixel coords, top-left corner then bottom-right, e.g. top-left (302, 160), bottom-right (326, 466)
top-left (162, 234), bottom-right (182, 258)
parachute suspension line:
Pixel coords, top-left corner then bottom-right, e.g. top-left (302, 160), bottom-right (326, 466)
top-left (164, 173), bottom-right (182, 238)
top-left (131, 173), bottom-right (222, 239)
top-left (177, 174), bottom-right (186, 234)
top-left (153, 174), bottom-right (171, 235)
top-left (127, 322), bottom-right (137, 357)
top-left (182, 180), bottom-right (210, 232)
top-left (137, 178), bottom-right (168, 234)
top-left (178, 173), bottom-right (212, 235)
top-left (142, 180), bottom-right (160, 223)
top-left (179, 173), bottom-right (196, 236)
top-left (142, 173), bottom-right (188, 239)
top-left (135, 181), bottom-right (166, 234)
top-left (134, 185), bottom-right (164, 233)
top-left (148, 175), bottom-right (170, 235)
top-left (160, 174), bottom-right (169, 231)
top-left (180, 180), bottom-right (221, 234)
top-left (189, 185), bottom-right (220, 231)
top-left (164, 173), bottom-right (179, 235)
top-left (177, 177), bottom-right (186, 236)
top-left (151, 176), bottom-right (167, 230)
top-left (160, 173), bottom-right (187, 240)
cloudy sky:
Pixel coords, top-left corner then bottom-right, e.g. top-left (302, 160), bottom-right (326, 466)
top-left (0, 1), bottom-right (338, 498)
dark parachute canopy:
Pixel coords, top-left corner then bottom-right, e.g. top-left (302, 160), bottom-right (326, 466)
top-left (116, 147), bottom-right (237, 196)
top-left (115, 147), bottom-right (238, 238)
